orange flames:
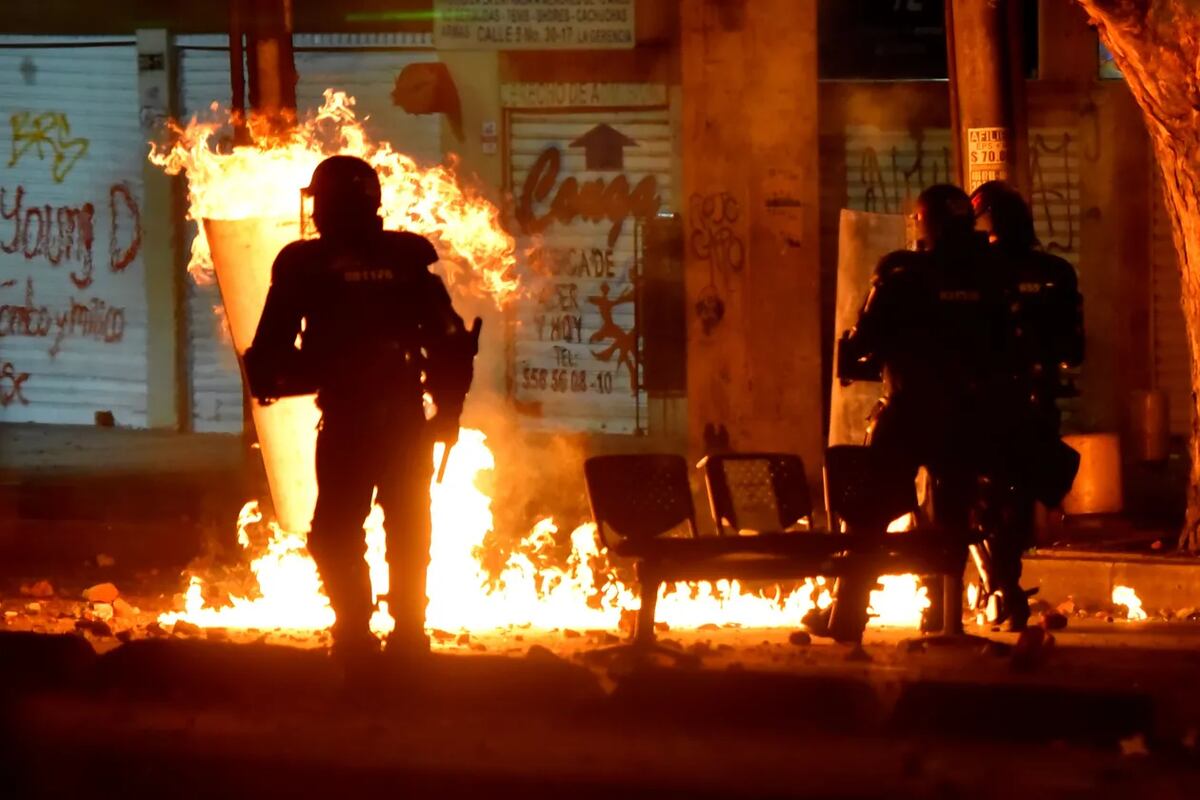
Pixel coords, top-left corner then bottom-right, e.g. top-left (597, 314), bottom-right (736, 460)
top-left (158, 429), bottom-right (927, 636)
top-left (150, 91), bottom-right (929, 642)
top-left (1112, 585), bottom-right (1148, 621)
top-left (148, 90), bottom-right (519, 304)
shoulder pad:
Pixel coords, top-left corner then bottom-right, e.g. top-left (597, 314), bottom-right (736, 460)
top-left (872, 250), bottom-right (922, 283)
top-left (271, 239), bottom-right (323, 278)
top-left (383, 230), bottom-right (439, 267)
top-left (1034, 250), bottom-right (1077, 277)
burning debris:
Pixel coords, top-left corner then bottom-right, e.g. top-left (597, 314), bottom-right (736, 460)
top-left (157, 430), bottom-right (931, 638)
top-left (148, 90), bottom-right (519, 303)
top-left (1112, 585), bottom-right (1148, 621)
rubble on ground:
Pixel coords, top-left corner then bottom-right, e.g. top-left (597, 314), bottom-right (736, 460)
top-left (19, 580), bottom-right (54, 599)
top-left (1041, 611), bottom-right (1069, 630)
top-left (83, 583), bottom-right (119, 604)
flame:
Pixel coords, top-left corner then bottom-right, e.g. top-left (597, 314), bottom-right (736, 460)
top-left (1112, 585), bottom-right (1148, 621)
top-left (150, 90), bottom-right (928, 641)
top-left (161, 429), bottom-right (928, 636)
top-left (148, 90), bottom-right (519, 305)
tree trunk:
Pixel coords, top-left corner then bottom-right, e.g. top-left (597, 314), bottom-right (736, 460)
top-left (1076, 0), bottom-right (1200, 551)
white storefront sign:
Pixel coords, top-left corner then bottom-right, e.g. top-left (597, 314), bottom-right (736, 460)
top-left (434, 0), bottom-right (636, 50)
top-left (508, 96), bottom-right (671, 433)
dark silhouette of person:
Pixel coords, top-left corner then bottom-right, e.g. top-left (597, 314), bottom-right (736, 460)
top-left (826, 184), bottom-right (1012, 641)
top-left (243, 155), bottom-right (473, 669)
top-left (969, 180), bottom-right (1083, 630)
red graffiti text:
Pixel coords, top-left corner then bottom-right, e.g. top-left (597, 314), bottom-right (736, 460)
top-left (0, 182), bottom-right (142, 288)
top-left (0, 277), bottom-right (126, 357)
top-left (0, 361), bottom-right (30, 407)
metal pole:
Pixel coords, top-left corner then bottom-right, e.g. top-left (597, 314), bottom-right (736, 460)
top-left (945, 0), bottom-right (1030, 198)
top-left (245, 0), bottom-right (297, 124)
top-left (229, 0), bottom-right (246, 124)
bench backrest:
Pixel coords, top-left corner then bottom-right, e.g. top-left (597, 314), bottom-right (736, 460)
top-left (823, 444), bottom-right (917, 532)
top-left (583, 454), bottom-right (697, 549)
top-left (700, 453), bottom-right (813, 535)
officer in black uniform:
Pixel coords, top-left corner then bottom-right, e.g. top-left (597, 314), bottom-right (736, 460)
top-left (969, 180), bottom-right (1083, 629)
top-left (826, 184), bottom-right (1011, 641)
top-left (243, 155), bottom-right (474, 664)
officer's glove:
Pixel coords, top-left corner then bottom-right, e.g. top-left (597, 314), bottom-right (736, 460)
top-left (429, 403), bottom-right (463, 446)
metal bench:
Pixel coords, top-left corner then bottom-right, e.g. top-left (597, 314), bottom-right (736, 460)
top-left (582, 448), bottom-right (972, 658)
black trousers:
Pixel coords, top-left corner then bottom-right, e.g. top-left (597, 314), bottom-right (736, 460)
top-left (308, 405), bottom-right (433, 643)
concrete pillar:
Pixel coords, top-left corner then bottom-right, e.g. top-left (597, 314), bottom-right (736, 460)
top-left (680, 0), bottom-right (823, 500)
top-left (946, 0), bottom-right (1030, 196)
top-left (138, 29), bottom-right (187, 430)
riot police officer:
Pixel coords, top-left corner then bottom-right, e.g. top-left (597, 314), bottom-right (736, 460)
top-left (824, 184), bottom-right (1011, 641)
top-left (244, 155), bottom-right (475, 666)
top-left (969, 180), bottom-right (1083, 629)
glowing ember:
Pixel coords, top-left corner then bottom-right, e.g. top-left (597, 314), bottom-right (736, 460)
top-left (148, 90), bottom-right (519, 304)
top-left (1112, 585), bottom-right (1148, 621)
top-left (869, 575), bottom-right (930, 627)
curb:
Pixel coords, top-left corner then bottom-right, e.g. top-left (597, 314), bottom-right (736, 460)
top-left (1024, 550), bottom-right (1200, 612)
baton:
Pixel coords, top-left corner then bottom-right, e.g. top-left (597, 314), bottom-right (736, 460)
top-left (434, 317), bottom-right (483, 485)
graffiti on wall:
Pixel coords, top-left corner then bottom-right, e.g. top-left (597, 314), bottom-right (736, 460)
top-left (1, 105), bottom-right (143, 411)
top-left (688, 190), bottom-right (745, 335)
top-left (0, 182), bottom-right (142, 289)
top-left (9, 111), bottom-right (90, 183)
top-left (853, 131), bottom-right (953, 215)
top-left (0, 361), bottom-right (30, 406)
top-left (846, 125), bottom-right (1080, 265)
top-left (1029, 130), bottom-right (1078, 259)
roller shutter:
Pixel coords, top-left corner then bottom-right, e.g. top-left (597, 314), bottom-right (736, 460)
top-left (0, 37), bottom-right (147, 427)
top-left (507, 104), bottom-right (672, 433)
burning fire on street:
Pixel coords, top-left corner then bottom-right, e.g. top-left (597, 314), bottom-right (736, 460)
top-left (156, 428), bottom-right (928, 638)
top-left (148, 90), bottom-right (930, 644)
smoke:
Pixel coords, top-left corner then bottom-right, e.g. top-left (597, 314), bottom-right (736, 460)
top-left (443, 277), bottom-right (594, 578)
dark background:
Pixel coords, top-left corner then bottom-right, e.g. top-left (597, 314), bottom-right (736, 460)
top-left (819, 0), bottom-right (1040, 80)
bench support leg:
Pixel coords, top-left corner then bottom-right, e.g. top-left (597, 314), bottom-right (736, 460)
top-left (942, 570), bottom-right (965, 637)
top-left (581, 566), bottom-right (699, 667)
top-left (633, 564), bottom-right (660, 646)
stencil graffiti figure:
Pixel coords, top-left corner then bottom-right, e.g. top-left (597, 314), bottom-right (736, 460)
top-left (588, 282), bottom-right (637, 393)
top-left (9, 112), bottom-right (90, 183)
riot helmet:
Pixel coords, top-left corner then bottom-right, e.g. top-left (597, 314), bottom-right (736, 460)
top-left (912, 184), bottom-right (975, 251)
top-left (970, 180), bottom-right (1037, 251)
top-left (304, 155), bottom-right (382, 236)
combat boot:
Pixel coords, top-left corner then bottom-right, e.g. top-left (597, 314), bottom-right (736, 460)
top-left (330, 626), bottom-right (381, 696)
top-left (383, 628), bottom-right (431, 672)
